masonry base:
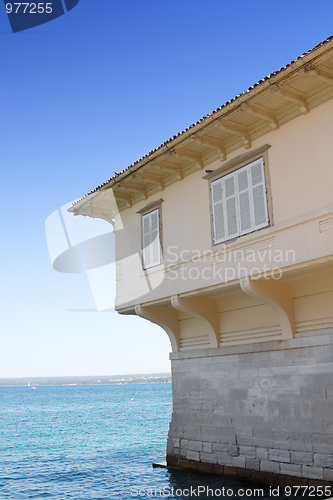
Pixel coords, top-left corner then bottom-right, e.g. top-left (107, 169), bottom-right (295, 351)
top-left (166, 454), bottom-right (333, 488)
top-left (167, 330), bottom-right (333, 489)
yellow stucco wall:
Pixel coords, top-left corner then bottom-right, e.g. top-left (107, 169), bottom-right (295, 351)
top-left (115, 98), bottom-right (333, 347)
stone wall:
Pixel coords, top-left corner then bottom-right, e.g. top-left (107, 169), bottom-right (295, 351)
top-left (166, 330), bottom-right (333, 485)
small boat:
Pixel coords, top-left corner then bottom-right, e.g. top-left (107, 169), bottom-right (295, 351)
top-left (31, 386), bottom-right (36, 390)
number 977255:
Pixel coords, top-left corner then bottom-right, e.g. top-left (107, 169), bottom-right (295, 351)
top-left (5, 3), bottom-right (53, 14)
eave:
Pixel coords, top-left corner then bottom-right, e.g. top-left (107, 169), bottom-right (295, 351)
top-left (69, 36), bottom-right (333, 218)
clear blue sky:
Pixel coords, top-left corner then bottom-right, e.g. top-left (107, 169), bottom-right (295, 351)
top-left (0, 1), bottom-right (332, 378)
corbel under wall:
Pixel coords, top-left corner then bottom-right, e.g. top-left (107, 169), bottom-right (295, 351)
top-left (240, 276), bottom-right (295, 339)
top-left (171, 295), bottom-right (220, 348)
top-left (135, 304), bottom-right (180, 352)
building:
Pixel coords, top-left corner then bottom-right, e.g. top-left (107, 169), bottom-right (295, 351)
top-left (69, 37), bottom-right (333, 485)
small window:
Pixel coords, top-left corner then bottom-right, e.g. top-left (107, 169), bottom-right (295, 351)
top-left (142, 208), bottom-right (161, 269)
top-left (211, 158), bottom-right (269, 244)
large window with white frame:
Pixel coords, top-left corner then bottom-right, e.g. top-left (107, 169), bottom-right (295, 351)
top-left (141, 208), bottom-right (161, 269)
top-left (211, 157), bottom-right (269, 244)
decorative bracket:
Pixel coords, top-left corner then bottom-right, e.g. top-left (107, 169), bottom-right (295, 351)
top-left (240, 277), bottom-right (295, 339)
top-left (171, 295), bottom-right (220, 348)
top-left (171, 149), bottom-right (204, 169)
top-left (192, 135), bottom-right (226, 161)
top-left (118, 183), bottom-right (148, 200)
top-left (217, 120), bottom-right (251, 149)
top-left (271, 85), bottom-right (309, 115)
top-left (305, 64), bottom-right (333, 85)
top-left (113, 192), bottom-right (132, 207)
top-left (135, 304), bottom-right (180, 352)
top-left (152, 161), bottom-right (183, 180)
top-left (134, 172), bottom-right (165, 191)
top-left (241, 103), bottom-right (279, 130)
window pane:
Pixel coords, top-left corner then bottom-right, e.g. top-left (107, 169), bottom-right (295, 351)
top-left (225, 176), bottom-right (235, 198)
top-left (251, 162), bottom-right (263, 185)
top-left (239, 191), bottom-right (252, 231)
top-left (253, 184), bottom-right (267, 226)
top-left (226, 197), bottom-right (238, 236)
top-left (212, 181), bottom-right (223, 203)
top-left (214, 202), bottom-right (225, 242)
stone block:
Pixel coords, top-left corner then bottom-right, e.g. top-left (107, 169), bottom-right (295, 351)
top-left (314, 373), bottom-right (333, 387)
top-left (231, 456), bottom-right (245, 468)
top-left (313, 400), bottom-right (333, 419)
top-left (200, 452), bottom-right (217, 464)
top-left (253, 437), bottom-right (274, 448)
top-left (323, 468), bottom-right (333, 481)
top-left (172, 438), bottom-right (180, 448)
top-left (212, 414), bottom-right (232, 427)
top-left (260, 460), bottom-right (280, 474)
top-left (313, 454), bottom-right (333, 468)
top-left (274, 440), bottom-right (291, 450)
top-left (323, 419), bottom-right (333, 432)
top-left (217, 452), bottom-right (233, 466)
top-left (302, 466), bottom-right (324, 480)
top-left (291, 401), bottom-right (312, 419)
top-left (216, 427), bottom-right (236, 445)
top-left (188, 440), bottom-right (202, 452)
top-left (289, 440), bottom-right (313, 452)
top-left (245, 458), bottom-right (260, 470)
top-left (200, 425), bottom-right (217, 443)
top-left (213, 443), bottom-right (228, 453)
top-left (229, 388), bottom-right (249, 400)
top-left (235, 426), bottom-right (253, 437)
top-left (227, 445), bottom-right (239, 456)
top-left (313, 442), bottom-right (333, 454)
top-left (183, 424), bottom-right (201, 441)
top-left (253, 427), bottom-right (272, 438)
top-left (236, 435), bottom-right (254, 446)
top-left (300, 385), bottom-right (327, 400)
top-left (256, 447), bottom-right (268, 460)
top-left (166, 439), bottom-right (174, 454)
top-left (202, 442), bottom-right (213, 453)
top-left (180, 439), bottom-right (189, 450)
top-left (186, 450), bottom-right (200, 461)
top-left (269, 449), bottom-right (290, 463)
top-left (239, 446), bottom-right (256, 458)
top-left (291, 451), bottom-right (313, 465)
top-left (280, 463), bottom-right (302, 477)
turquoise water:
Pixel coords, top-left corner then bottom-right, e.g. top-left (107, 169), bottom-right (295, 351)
top-left (0, 384), bottom-right (323, 499)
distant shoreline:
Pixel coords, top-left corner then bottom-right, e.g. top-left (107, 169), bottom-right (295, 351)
top-left (0, 373), bottom-right (171, 387)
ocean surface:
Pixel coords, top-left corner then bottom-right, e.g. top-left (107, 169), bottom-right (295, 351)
top-left (0, 384), bottom-right (322, 499)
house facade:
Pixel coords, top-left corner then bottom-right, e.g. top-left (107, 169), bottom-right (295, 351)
top-left (70, 37), bottom-right (333, 485)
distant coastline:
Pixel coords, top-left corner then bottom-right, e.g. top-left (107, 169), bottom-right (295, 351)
top-left (0, 373), bottom-right (171, 387)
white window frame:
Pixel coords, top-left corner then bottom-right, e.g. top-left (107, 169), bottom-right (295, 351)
top-left (211, 157), bottom-right (269, 245)
top-left (141, 207), bottom-right (162, 270)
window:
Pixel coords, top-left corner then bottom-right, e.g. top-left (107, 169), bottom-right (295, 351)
top-left (211, 157), bottom-right (269, 244)
top-left (142, 208), bottom-right (161, 269)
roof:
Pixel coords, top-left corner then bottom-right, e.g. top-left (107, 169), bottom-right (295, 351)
top-left (70, 36), bottom-right (333, 215)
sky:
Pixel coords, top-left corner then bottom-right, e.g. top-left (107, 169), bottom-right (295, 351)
top-left (0, 0), bottom-right (332, 378)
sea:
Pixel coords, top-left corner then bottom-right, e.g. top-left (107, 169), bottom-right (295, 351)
top-left (0, 383), bottom-right (323, 499)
